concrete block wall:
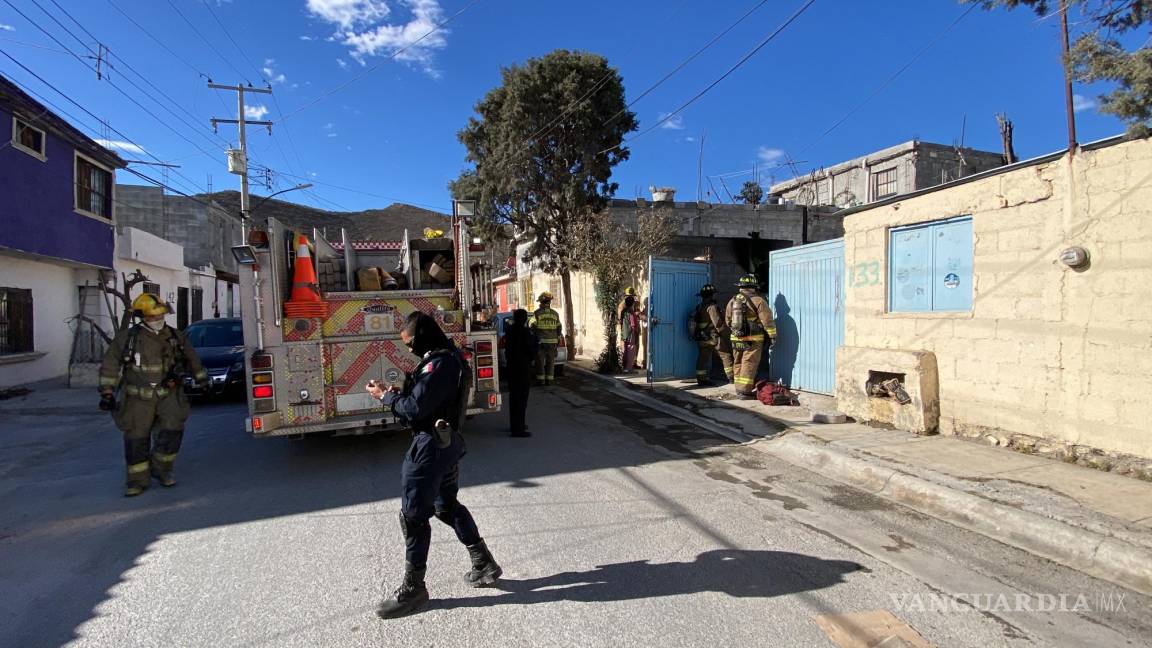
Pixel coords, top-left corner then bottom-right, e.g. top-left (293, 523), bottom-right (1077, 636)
top-left (840, 137), bottom-right (1152, 460)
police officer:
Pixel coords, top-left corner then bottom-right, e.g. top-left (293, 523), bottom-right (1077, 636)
top-left (529, 291), bottom-right (562, 386)
top-left (98, 293), bottom-right (208, 496)
top-left (725, 274), bottom-right (776, 399)
top-left (366, 312), bottom-right (501, 619)
top-left (504, 308), bottom-right (536, 437)
top-left (689, 284), bottom-right (732, 386)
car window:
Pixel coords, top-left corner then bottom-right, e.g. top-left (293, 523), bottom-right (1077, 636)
top-left (186, 322), bottom-right (244, 347)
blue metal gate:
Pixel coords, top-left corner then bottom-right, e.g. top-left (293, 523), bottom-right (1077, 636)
top-left (647, 257), bottom-right (711, 381)
top-left (767, 239), bottom-right (844, 394)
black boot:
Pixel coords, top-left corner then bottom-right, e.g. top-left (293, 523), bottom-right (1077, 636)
top-left (376, 564), bottom-right (429, 619)
top-left (464, 539), bottom-right (502, 587)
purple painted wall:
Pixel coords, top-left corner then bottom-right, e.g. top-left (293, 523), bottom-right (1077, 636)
top-left (0, 105), bottom-right (115, 268)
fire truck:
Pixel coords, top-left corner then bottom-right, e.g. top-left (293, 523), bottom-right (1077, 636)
top-left (233, 201), bottom-right (500, 438)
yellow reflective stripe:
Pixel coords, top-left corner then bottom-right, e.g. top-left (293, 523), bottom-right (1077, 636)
top-left (734, 377), bottom-right (755, 385)
top-left (127, 461), bottom-right (150, 474)
top-left (765, 326), bottom-right (777, 337)
top-left (539, 338), bottom-right (558, 344)
top-left (730, 334), bottom-right (765, 342)
top-left (153, 452), bottom-right (178, 462)
top-left (98, 377), bottom-right (119, 388)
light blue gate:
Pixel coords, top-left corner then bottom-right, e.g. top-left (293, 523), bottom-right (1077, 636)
top-left (767, 239), bottom-right (844, 394)
top-left (647, 257), bottom-right (711, 381)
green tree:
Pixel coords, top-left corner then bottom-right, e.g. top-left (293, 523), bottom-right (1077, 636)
top-left (970, 0), bottom-right (1152, 136)
top-left (450, 50), bottom-right (638, 350)
top-left (737, 180), bottom-right (764, 206)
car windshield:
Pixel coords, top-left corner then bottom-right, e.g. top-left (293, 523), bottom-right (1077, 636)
top-left (185, 322), bottom-right (243, 348)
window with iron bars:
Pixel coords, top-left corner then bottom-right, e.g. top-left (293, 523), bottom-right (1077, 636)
top-left (0, 288), bottom-right (34, 355)
top-left (872, 167), bottom-right (898, 199)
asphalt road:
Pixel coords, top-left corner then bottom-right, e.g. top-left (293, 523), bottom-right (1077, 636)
top-left (1, 374), bottom-right (1149, 648)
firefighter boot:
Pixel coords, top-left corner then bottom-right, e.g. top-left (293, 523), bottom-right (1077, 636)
top-left (376, 564), bottom-right (429, 620)
top-left (125, 461), bottom-right (150, 497)
top-left (150, 452), bottom-right (178, 487)
top-left (464, 539), bottom-right (502, 587)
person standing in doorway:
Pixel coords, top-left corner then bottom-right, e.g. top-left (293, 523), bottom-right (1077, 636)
top-left (620, 295), bottom-right (641, 373)
top-left (503, 309), bottom-right (536, 437)
top-left (529, 292), bottom-right (562, 386)
top-left (725, 274), bottom-right (776, 399)
top-left (690, 284), bottom-right (732, 386)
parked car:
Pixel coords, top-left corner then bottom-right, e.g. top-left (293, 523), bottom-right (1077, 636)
top-left (495, 311), bottom-right (567, 377)
top-left (182, 317), bottom-right (246, 397)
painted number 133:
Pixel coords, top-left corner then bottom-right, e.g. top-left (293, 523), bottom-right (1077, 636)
top-left (847, 261), bottom-right (880, 287)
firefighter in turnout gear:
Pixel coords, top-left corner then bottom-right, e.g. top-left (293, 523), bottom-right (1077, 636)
top-left (725, 274), bottom-right (776, 399)
top-left (529, 291), bottom-right (562, 386)
top-left (689, 284), bottom-right (732, 386)
top-left (365, 312), bottom-right (502, 619)
top-left (98, 293), bottom-right (208, 496)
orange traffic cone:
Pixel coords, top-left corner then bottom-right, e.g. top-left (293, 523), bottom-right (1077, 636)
top-left (285, 234), bottom-right (328, 318)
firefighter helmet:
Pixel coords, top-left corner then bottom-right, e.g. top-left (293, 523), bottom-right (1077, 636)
top-left (698, 283), bottom-right (717, 297)
top-left (131, 293), bottom-right (171, 317)
top-left (623, 287), bottom-right (637, 297)
top-left (537, 291), bottom-right (554, 302)
top-left (735, 274), bottom-right (759, 290)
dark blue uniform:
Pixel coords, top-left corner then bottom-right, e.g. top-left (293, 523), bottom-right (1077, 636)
top-left (382, 346), bottom-right (481, 571)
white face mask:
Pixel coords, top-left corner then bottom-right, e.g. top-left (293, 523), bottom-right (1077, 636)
top-left (145, 319), bottom-right (166, 332)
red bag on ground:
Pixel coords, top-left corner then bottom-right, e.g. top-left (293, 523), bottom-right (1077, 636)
top-left (755, 380), bottom-right (799, 406)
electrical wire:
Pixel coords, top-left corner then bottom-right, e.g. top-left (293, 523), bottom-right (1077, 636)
top-left (602, 0), bottom-right (818, 155)
top-left (164, 0), bottom-right (251, 84)
top-left (199, 0), bottom-right (267, 84)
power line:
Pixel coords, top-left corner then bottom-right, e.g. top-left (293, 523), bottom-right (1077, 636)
top-left (284, 0), bottom-right (483, 119)
top-left (605, 0), bottom-right (772, 126)
top-left (602, 0), bottom-right (818, 155)
top-left (165, 0), bottom-right (252, 84)
top-left (0, 0), bottom-right (90, 66)
top-left (199, 0), bottom-right (267, 84)
top-left (0, 36), bottom-right (73, 55)
top-left (263, 167), bottom-right (449, 212)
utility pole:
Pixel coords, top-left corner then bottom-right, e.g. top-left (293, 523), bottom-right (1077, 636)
top-left (1059, 0), bottom-right (1078, 154)
top-left (208, 83), bottom-right (273, 239)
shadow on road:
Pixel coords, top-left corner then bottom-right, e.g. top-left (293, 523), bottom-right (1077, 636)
top-left (0, 372), bottom-right (729, 646)
top-left (435, 549), bottom-right (864, 608)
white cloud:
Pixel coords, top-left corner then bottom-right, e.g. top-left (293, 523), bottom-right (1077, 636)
top-left (245, 104), bottom-right (270, 119)
top-left (685, 136), bottom-right (695, 143)
top-left (0, 23), bottom-right (14, 31)
top-left (324, 122), bottom-right (335, 130)
top-left (327, 132), bottom-right (339, 137)
top-left (299, 35), bottom-right (316, 41)
top-left (95, 139), bottom-right (145, 154)
top-left (261, 58), bottom-right (287, 84)
top-left (658, 112), bottom-right (684, 130)
top-left (1073, 93), bottom-right (1097, 113)
top-left (757, 147), bottom-right (785, 164)
top-left (309, 0), bottom-right (448, 77)
top-left (336, 58), bottom-right (348, 69)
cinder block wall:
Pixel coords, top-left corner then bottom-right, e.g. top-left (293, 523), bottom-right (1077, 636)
top-left (841, 137), bottom-right (1152, 459)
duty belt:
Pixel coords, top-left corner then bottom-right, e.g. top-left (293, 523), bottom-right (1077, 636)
top-left (123, 383), bottom-right (174, 400)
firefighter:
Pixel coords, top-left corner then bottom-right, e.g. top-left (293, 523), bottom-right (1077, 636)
top-left (724, 274), bottom-right (776, 399)
top-left (529, 291), bottom-right (562, 386)
top-left (689, 284), bottom-right (732, 386)
top-left (365, 312), bottom-right (501, 619)
top-left (98, 293), bottom-right (208, 496)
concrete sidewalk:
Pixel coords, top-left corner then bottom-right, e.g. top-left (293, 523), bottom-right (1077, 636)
top-left (569, 359), bottom-right (1152, 596)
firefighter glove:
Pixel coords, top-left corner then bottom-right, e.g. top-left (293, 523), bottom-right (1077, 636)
top-left (99, 393), bottom-right (116, 412)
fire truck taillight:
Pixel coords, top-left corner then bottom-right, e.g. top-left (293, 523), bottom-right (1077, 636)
top-left (488, 394), bottom-right (497, 408)
top-left (474, 340), bottom-right (493, 353)
top-left (476, 355), bottom-right (493, 367)
top-left (477, 367), bottom-right (494, 379)
top-left (253, 385), bottom-right (274, 399)
top-left (252, 417), bottom-right (263, 432)
top-left (251, 352), bottom-right (273, 370)
top-left (252, 372), bottom-right (273, 384)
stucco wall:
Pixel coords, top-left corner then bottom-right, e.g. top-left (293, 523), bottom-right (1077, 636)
top-left (0, 256), bottom-right (102, 386)
top-left (840, 138), bottom-right (1152, 459)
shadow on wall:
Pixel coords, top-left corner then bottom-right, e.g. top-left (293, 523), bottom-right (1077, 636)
top-left (767, 294), bottom-right (798, 387)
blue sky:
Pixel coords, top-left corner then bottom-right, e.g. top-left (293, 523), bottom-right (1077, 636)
top-left (0, 0), bottom-right (1140, 215)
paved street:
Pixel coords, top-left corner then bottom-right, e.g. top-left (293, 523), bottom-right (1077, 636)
top-left (2, 374), bottom-right (1149, 648)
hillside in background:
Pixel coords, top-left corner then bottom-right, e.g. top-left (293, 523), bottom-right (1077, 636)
top-left (205, 191), bottom-right (449, 243)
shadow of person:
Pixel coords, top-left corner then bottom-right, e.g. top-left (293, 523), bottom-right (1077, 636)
top-left (433, 549), bottom-right (864, 609)
top-left (768, 294), bottom-right (798, 387)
